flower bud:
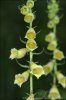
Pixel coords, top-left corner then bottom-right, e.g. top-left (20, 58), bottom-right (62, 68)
top-left (26, 39), bottom-right (38, 51)
top-left (43, 60), bottom-right (55, 75)
top-left (45, 32), bottom-right (55, 42)
top-left (47, 40), bottom-right (57, 51)
top-left (53, 49), bottom-right (65, 60)
top-left (48, 85), bottom-right (61, 100)
top-left (56, 71), bottom-right (66, 88)
top-left (30, 62), bottom-right (44, 79)
top-left (26, 0), bottom-right (34, 8)
top-left (25, 28), bottom-right (36, 39)
top-left (20, 5), bottom-right (29, 15)
top-left (14, 70), bottom-right (29, 87)
top-left (24, 13), bottom-right (35, 23)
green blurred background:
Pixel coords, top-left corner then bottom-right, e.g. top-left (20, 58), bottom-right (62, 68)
top-left (0, 0), bottom-right (66, 100)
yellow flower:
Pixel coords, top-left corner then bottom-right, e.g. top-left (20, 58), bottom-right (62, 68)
top-left (48, 85), bottom-right (61, 100)
top-left (56, 71), bottom-right (66, 88)
top-left (27, 94), bottom-right (34, 100)
top-left (24, 13), bottom-right (35, 23)
top-left (26, 39), bottom-right (38, 51)
top-left (10, 48), bottom-right (27, 60)
top-left (10, 48), bottom-right (18, 59)
top-left (43, 60), bottom-right (55, 75)
top-left (20, 5), bottom-right (29, 15)
top-left (16, 48), bottom-right (28, 59)
top-left (14, 70), bottom-right (29, 87)
top-left (26, 0), bottom-right (34, 8)
top-left (47, 21), bottom-right (55, 29)
top-left (53, 16), bottom-right (60, 24)
top-left (45, 32), bottom-right (55, 42)
top-left (47, 40), bottom-right (57, 51)
top-left (53, 49), bottom-right (65, 60)
top-left (30, 62), bottom-right (44, 79)
top-left (25, 28), bottom-right (36, 39)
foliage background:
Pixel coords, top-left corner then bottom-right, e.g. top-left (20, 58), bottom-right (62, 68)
top-left (0, 0), bottom-right (66, 100)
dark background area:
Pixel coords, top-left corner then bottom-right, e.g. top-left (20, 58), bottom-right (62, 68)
top-left (0, 0), bottom-right (66, 100)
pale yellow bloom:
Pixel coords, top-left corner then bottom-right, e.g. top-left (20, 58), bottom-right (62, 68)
top-left (48, 85), bottom-right (61, 100)
top-left (26, 0), bottom-right (34, 8)
top-left (20, 5), bottom-right (29, 15)
top-left (25, 28), bottom-right (36, 39)
top-left (24, 13), bottom-right (35, 23)
top-left (10, 48), bottom-right (18, 59)
top-left (53, 49), bottom-right (65, 60)
top-left (27, 94), bottom-right (34, 100)
top-left (43, 60), bottom-right (55, 75)
top-left (45, 32), bottom-right (55, 42)
top-left (56, 71), bottom-right (66, 88)
top-left (16, 48), bottom-right (27, 59)
top-left (10, 48), bottom-right (27, 60)
top-left (47, 40), bottom-right (57, 51)
top-left (14, 70), bottom-right (29, 87)
top-left (30, 62), bottom-right (44, 79)
top-left (26, 39), bottom-right (38, 51)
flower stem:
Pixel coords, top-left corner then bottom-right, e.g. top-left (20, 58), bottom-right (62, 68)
top-left (53, 60), bottom-right (57, 85)
top-left (30, 51), bottom-right (33, 94)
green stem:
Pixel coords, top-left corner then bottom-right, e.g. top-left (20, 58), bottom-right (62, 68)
top-left (53, 60), bottom-right (57, 85)
top-left (30, 51), bottom-right (33, 94)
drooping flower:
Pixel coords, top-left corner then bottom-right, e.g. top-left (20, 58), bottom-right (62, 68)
top-left (16, 48), bottom-right (28, 59)
top-left (47, 40), bottom-right (57, 51)
top-left (27, 94), bottom-right (34, 100)
top-left (56, 71), bottom-right (66, 88)
top-left (48, 85), bottom-right (61, 100)
top-left (24, 13), bottom-right (35, 23)
top-left (30, 62), bottom-right (44, 79)
top-left (43, 60), bottom-right (55, 75)
top-left (53, 16), bottom-right (60, 24)
top-left (20, 5), bottom-right (29, 15)
top-left (26, 0), bottom-right (34, 8)
top-left (25, 28), bottom-right (36, 39)
top-left (14, 70), bottom-right (29, 87)
top-left (53, 49), bottom-right (65, 60)
top-left (47, 21), bottom-right (55, 29)
top-left (10, 48), bottom-right (28, 60)
top-left (45, 32), bottom-right (55, 42)
top-left (26, 39), bottom-right (38, 51)
top-left (10, 48), bottom-right (18, 59)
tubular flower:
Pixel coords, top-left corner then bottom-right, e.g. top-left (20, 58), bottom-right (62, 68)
top-left (14, 70), bottom-right (29, 87)
top-left (10, 48), bottom-right (18, 59)
top-left (27, 94), bottom-right (34, 100)
top-left (30, 62), bottom-right (44, 79)
top-left (43, 60), bottom-right (55, 75)
top-left (53, 49), bottom-right (65, 60)
top-left (48, 85), bottom-right (61, 100)
top-left (47, 20), bottom-right (55, 29)
top-left (56, 71), bottom-right (66, 88)
top-left (25, 28), bottom-right (36, 39)
top-left (24, 13), bottom-right (35, 23)
top-left (47, 40), bottom-right (57, 51)
top-left (20, 5), bottom-right (29, 15)
top-left (26, 39), bottom-right (38, 51)
top-left (45, 32), bottom-right (55, 42)
top-left (10, 48), bottom-right (28, 60)
top-left (26, 0), bottom-right (34, 8)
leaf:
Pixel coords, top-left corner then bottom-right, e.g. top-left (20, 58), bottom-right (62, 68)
top-left (35, 90), bottom-right (48, 100)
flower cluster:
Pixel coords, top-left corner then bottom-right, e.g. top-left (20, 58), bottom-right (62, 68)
top-left (44, 0), bottom-right (66, 99)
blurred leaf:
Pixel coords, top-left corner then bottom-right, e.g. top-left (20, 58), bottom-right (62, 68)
top-left (35, 90), bottom-right (48, 100)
